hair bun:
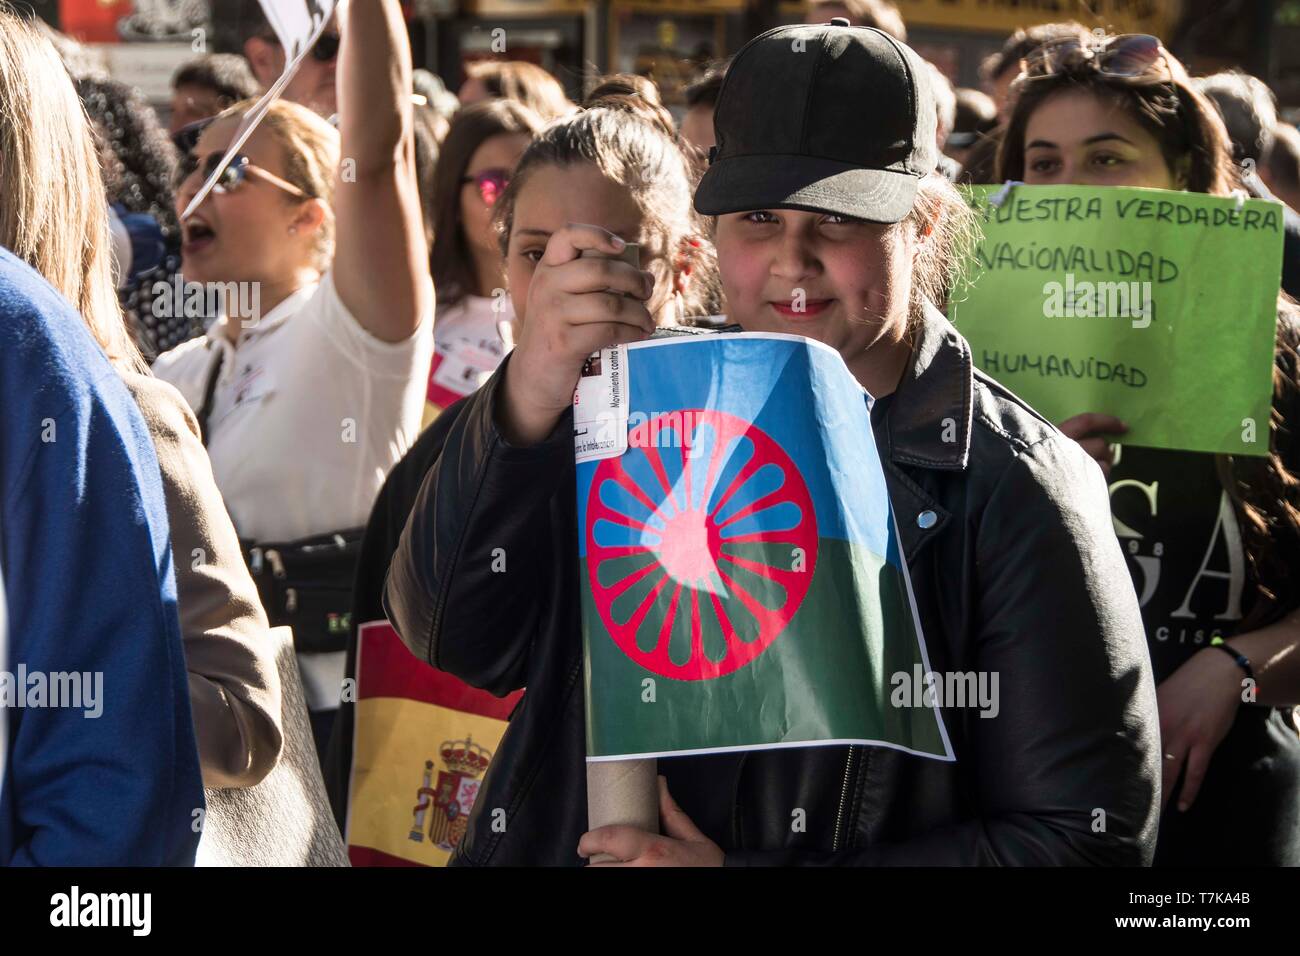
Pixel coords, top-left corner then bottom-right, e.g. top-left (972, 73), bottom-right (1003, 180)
top-left (583, 74), bottom-right (676, 138)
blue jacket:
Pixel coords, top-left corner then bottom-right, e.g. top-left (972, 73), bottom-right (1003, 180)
top-left (0, 247), bottom-right (203, 865)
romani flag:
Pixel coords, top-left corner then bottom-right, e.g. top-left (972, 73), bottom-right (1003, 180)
top-left (574, 333), bottom-right (953, 761)
top-left (345, 621), bottom-right (521, 867)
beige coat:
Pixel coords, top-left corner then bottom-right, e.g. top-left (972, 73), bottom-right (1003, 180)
top-left (123, 371), bottom-right (283, 788)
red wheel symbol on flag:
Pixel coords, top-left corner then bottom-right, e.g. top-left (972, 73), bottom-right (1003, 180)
top-left (586, 409), bottom-right (817, 681)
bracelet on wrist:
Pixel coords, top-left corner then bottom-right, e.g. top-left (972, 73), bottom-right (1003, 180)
top-left (1209, 637), bottom-right (1255, 684)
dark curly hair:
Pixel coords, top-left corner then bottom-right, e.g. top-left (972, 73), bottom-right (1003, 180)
top-left (77, 76), bottom-right (181, 240)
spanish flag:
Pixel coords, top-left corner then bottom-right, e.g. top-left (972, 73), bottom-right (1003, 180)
top-left (345, 621), bottom-right (521, 867)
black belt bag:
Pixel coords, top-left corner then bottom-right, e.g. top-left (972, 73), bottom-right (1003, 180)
top-left (242, 528), bottom-right (364, 655)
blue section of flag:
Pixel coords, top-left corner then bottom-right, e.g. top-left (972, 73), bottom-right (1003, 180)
top-left (575, 334), bottom-right (899, 567)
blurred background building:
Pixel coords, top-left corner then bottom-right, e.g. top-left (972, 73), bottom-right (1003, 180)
top-left (18, 1), bottom-right (1300, 120)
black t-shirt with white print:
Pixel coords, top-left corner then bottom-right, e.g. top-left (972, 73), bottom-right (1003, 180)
top-left (1108, 443), bottom-right (1300, 865)
top-left (1108, 444), bottom-right (1251, 684)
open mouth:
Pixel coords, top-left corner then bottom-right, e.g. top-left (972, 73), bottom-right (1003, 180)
top-left (182, 217), bottom-right (217, 254)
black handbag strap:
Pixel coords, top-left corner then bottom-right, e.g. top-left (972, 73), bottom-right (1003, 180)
top-left (197, 346), bottom-right (225, 447)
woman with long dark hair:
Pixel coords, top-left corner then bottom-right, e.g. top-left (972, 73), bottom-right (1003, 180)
top-left (998, 33), bottom-right (1300, 865)
top-left (423, 99), bottom-right (542, 422)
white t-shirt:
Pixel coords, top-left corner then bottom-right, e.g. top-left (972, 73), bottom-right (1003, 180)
top-left (153, 271), bottom-right (434, 543)
top-left (424, 293), bottom-right (513, 423)
top-left (153, 274), bottom-right (432, 712)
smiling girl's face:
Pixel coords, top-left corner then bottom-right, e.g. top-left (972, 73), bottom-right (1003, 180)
top-left (1021, 88), bottom-right (1181, 190)
top-left (713, 207), bottom-right (917, 394)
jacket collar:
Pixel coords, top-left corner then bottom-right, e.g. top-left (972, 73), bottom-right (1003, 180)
top-left (884, 302), bottom-right (973, 472)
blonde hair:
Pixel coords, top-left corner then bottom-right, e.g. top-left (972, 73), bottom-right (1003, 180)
top-left (900, 173), bottom-right (980, 320)
top-left (0, 7), bottom-right (145, 372)
top-left (219, 97), bottom-right (341, 271)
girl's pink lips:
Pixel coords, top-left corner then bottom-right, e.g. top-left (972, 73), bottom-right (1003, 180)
top-left (770, 299), bottom-right (832, 318)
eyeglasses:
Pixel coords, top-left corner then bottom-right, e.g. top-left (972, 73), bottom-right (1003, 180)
top-left (260, 30), bottom-right (340, 63)
top-left (172, 116), bottom-right (215, 154)
top-left (462, 168), bottom-right (510, 206)
top-left (175, 151), bottom-right (309, 199)
top-left (1021, 33), bottom-right (1170, 82)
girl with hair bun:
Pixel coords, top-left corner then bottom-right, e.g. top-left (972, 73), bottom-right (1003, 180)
top-left (324, 85), bottom-right (715, 832)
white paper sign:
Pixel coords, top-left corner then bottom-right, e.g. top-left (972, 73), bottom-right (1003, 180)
top-left (573, 345), bottom-right (629, 464)
top-left (263, 0), bottom-right (339, 64)
top-left (180, 0), bottom-right (339, 221)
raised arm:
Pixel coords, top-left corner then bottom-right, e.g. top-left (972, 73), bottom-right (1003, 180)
top-left (332, 0), bottom-right (431, 342)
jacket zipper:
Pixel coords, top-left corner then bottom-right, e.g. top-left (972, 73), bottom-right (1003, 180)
top-left (832, 746), bottom-right (857, 852)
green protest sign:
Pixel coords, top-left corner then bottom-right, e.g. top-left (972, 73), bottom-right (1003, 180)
top-left (950, 185), bottom-right (1283, 457)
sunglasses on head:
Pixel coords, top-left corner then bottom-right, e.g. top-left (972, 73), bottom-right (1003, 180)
top-left (175, 151), bottom-right (309, 200)
top-left (462, 168), bottom-right (510, 206)
top-left (261, 30), bottom-right (340, 63)
top-left (1021, 33), bottom-right (1169, 82)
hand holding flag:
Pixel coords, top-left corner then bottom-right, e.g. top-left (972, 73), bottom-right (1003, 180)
top-left (578, 776), bottom-right (723, 867)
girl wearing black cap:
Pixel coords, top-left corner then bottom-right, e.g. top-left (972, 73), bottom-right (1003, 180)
top-left (998, 34), bottom-right (1300, 866)
top-left (386, 22), bottom-right (1161, 866)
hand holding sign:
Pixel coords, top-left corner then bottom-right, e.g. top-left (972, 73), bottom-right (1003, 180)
top-left (951, 185), bottom-right (1283, 457)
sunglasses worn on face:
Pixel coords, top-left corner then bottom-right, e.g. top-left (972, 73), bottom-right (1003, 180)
top-left (175, 151), bottom-right (309, 199)
top-left (462, 168), bottom-right (510, 206)
top-left (1021, 33), bottom-right (1169, 82)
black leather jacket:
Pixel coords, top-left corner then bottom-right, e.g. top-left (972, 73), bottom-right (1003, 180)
top-left (385, 306), bottom-right (1161, 866)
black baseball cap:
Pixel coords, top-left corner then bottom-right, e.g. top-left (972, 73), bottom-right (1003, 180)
top-left (694, 18), bottom-right (938, 224)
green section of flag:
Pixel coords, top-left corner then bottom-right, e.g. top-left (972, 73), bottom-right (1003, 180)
top-left (951, 185), bottom-right (1281, 457)
top-left (583, 537), bottom-right (947, 759)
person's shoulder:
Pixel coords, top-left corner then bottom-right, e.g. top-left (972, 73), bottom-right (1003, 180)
top-left (0, 248), bottom-right (111, 377)
top-left (0, 248), bottom-right (141, 465)
top-left (967, 367), bottom-right (1092, 483)
top-left (120, 371), bottom-right (202, 445)
top-left (389, 396), bottom-right (471, 502)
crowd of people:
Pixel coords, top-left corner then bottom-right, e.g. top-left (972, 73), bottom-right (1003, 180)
top-left (1, 0), bottom-right (1299, 868)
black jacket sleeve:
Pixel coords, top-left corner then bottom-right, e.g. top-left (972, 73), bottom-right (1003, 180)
top-left (727, 433), bottom-right (1161, 866)
top-left (384, 357), bottom-right (574, 696)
